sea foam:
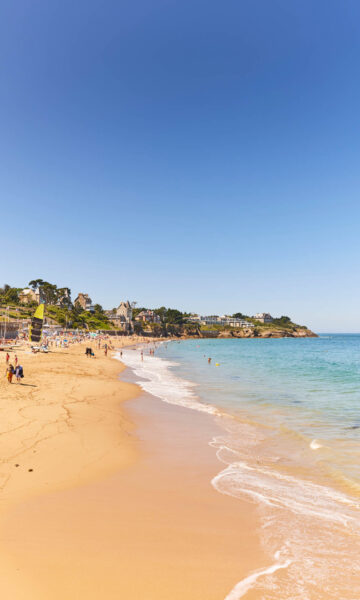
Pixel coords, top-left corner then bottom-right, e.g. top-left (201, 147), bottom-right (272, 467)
top-left (115, 342), bottom-right (360, 599)
top-left (224, 554), bottom-right (292, 600)
top-left (115, 348), bottom-right (218, 415)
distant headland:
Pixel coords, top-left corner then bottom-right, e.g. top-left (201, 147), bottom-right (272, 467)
top-left (0, 281), bottom-right (317, 338)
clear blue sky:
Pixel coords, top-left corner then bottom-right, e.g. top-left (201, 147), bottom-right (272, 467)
top-left (1, 0), bottom-right (360, 332)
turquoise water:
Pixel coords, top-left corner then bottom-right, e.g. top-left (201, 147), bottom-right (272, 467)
top-left (157, 334), bottom-right (360, 448)
top-left (119, 335), bottom-right (360, 598)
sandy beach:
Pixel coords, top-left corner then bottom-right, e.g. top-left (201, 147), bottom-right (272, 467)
top-left (0, 339), bottom-right (265, 599)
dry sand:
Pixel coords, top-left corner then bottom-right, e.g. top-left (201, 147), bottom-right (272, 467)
top-left (0, 339), bottom-right (263, 599)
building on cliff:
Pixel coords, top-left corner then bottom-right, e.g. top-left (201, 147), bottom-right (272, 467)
top-left (253, 313), bottom-right (273, 323)
top-left (19, 288), bottom-right (45, 305)
top-left (74, 293), bottom-right (93, 312)
top-left (106, 301), bottom-right (133, 331)
top-left (223, 317), bottom-right (254, 328)
top-left (135, 310), bottom-right (161, 324)
top-left (186, 314), bottom-right (253, 328)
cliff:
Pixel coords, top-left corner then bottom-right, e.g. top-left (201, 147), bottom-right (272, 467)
top-left (214, 327), bottom-right (317, 339)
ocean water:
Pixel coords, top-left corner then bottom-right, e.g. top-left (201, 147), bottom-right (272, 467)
top-left (117, 336), bottom-right (360, 599)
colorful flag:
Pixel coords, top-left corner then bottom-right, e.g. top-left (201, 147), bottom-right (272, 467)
top-left (29, 304), bottom-right (44, 343)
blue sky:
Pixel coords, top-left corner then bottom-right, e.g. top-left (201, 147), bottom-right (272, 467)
top-left (1, 0), bottom-right (360, 332)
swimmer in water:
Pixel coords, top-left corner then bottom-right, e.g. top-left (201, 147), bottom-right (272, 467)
top-left (208, 357), bottom-right (211, 364)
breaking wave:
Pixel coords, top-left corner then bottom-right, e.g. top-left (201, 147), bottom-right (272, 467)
top-left (116, 343), bottom-right (360, 599)
top-left (114, 347), bottom-right (218, 415)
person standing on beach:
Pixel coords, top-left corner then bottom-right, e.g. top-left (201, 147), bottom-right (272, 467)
top-left (141, 350), bottom-right (143, 361)
top-left (6, 352), bottom-right (9, 364)
top-left (208, 357), bottom-right (212, 364)
top-left (15, 354), bottom-right (18, 366)
top-left (6, 364), bottom-right (14, 383)
top-left (104, 344), bottom-right (108, 356)
top-left (15, 364), bottom-right (23, 383)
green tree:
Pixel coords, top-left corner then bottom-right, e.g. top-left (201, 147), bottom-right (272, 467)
top-left (134, 321), bottom-right (143, 334)
top-left (154, 306), bottom-right (167, 323)
top-left (3, 287), bottom-right (20, 304)
top-left (165, 309), bottom-right (184, 324)
top-left (0, 284), bottom-right (11, 295)
top-left (41, 282), bottom-right (58, 304)
top-left (57, 287), bottom-right (72, 307)
top-left (93, 303), bottom-right (104, 314)
top-left (28, 279), bottom-right (44, 290)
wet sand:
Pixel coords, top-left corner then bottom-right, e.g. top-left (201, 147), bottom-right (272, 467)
top-left (0, 344), bottom-right (264, 599)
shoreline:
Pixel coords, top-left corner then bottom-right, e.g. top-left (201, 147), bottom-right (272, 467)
top-left (0, 337), bottom-right (266, 599)
top-left (0, 396), bottom-right (265, 600)
top-left (119, 339), bottom-right (360, 599)
top-left (1, 337), bottom-right (359, 597)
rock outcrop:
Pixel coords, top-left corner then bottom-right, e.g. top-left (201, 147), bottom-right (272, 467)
top-left (196, 327), bottom-right (317, 339)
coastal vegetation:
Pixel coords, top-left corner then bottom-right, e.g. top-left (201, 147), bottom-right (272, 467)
top-left (0, 281), bottom-right (316, 337)
top-left (0, 281), bottom-right (111, 331)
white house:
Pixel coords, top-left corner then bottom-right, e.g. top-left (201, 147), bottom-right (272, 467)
top-left (198, 315), bottom-right (254, 328)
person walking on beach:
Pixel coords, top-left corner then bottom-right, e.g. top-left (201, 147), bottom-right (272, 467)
top-left (6, 352), bottom-right (9, 364)
top-left (15, 354), bottom-right (18, 366)
top-left (6, 364), bottom-right (14, 383)
top-left (104, 344), bottom-right (108, 356)
top-left (15, 364), bottom-right (23, 383)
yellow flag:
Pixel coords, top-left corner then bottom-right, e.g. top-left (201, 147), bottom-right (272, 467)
top-left (33, 304), bottom-right (45, 320)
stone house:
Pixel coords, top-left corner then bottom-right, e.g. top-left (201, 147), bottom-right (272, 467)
top-left (106, 301), bottom-right (133, 332)
top-left (135, 310), bottom-right (161, 323)
top-left (19, 288), bottom-right (44, 305)
top-left (74, 293), bottom-right (92, 311)
top-left (116, 301), bottom-right (133, 321)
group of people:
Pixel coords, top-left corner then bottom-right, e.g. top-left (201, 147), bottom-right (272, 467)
top-left (5, 353), bottom-right (24, 384)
